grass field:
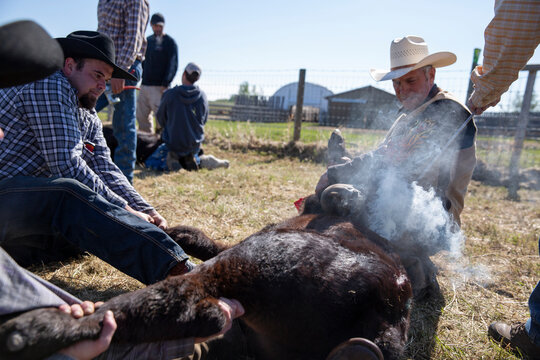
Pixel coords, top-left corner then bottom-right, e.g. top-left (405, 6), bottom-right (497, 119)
top-left (204, 119), bottom-right (540, 170)
top-left (31, 120), bottom-right (539, 359)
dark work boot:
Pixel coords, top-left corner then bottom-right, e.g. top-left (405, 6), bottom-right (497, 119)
top-left (179, 153), bottom-right (199, 171)
top-left (327, 129), bottom-right (350, 166)
top-left (488, 322), bottom-right (540, 359)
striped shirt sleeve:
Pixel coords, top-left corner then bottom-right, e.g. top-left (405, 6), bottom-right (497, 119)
top-left (469, 0), bottom-right (540, 108)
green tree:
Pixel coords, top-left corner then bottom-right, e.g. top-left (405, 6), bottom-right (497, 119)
top-left (230, 81), bottom-right (259, 101)
top-left (238, 81), bottom-right (258, 96)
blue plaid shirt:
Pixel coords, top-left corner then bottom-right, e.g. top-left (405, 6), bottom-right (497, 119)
top-left (0, 71), bottom-right (153, 212)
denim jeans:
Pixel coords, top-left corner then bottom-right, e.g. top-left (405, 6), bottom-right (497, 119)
top-left (526, 237), bottom-right (540, 346)
top-left (0, 176), bottom-right (188, 285)
top-left (96, 60), bottom-right (142, 183)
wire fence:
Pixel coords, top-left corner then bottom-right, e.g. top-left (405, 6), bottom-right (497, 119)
top-left (99, 67), bottom-right (539, 190)
top-left (197, 67), bottom-right (539, 132)
top-left (194, 67), bottom-right (539, 110)
top-left (182, 66), bottom-right (538, 193)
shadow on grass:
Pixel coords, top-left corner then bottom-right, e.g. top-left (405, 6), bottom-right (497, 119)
top-left (4, 244), bottom-right (134, 303)
top-left (44, 277), bottom-right (129, 302)
top-left (404, 285), bottom-right (446, 360)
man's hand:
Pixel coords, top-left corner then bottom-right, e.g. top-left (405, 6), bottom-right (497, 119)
top-left (125, 205), bottom-right (155, 224)
top-left (58, 301), bottom-right (104, 319)
top-left (110, 78), bottom-right (125, 94)
top-left (466, 96), bottom-right (500, 115)
top-left (148, 210), bottom-right (168, 230)
top-left (194, 298), bottom-right (245, 344)
top-left (57, 302), bottom-right (116, 360)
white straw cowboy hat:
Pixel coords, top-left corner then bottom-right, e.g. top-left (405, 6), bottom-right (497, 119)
top-left (369, 35), bottom-right (456, 82)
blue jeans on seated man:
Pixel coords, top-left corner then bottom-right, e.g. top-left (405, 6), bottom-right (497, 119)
top-left (96, 60), bottom-right (142, 183)
top-left (0, 176), bottom-right (190, 285)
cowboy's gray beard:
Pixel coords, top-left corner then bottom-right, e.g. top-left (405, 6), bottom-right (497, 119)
top-left (400, 93), bottom-right (425, 111)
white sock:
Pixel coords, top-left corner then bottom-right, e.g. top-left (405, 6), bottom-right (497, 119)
top-left (200, 155), bottom-right (230, 170)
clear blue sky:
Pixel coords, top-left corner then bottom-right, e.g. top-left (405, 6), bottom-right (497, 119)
top-left (1, 1), bottom-right (539, 101)
top-left (2, 0), bottom-right (539, 71)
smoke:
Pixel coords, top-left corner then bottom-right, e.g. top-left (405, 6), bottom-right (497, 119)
top-left (327, 102), bottom-right (491, 285)
top-left (359, 167), bottom-right (494, 287)
top-left (365, 167), bottom-right (464, 258)
top-left (451, 261), bottom-right (493, 288)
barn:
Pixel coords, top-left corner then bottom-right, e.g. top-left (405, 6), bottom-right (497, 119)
top-left (272, 82), bottom-right (334, 113)
top-left (323, 86), bottom-right (399, 129)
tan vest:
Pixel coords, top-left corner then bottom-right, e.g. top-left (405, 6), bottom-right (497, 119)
top-left (383, 90), bottom-right (476, 226)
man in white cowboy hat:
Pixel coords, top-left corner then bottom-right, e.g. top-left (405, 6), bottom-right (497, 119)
top-left (316, 35), bottom-right (477, 299)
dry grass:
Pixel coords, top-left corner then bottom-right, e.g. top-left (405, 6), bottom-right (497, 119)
top-left (31, 143), bottom-right (539, 359)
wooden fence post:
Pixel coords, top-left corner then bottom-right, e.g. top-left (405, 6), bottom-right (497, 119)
top-left (507, 64), bottom-right (539, 200)
top-left (293, 68), bottom-right (306, 142)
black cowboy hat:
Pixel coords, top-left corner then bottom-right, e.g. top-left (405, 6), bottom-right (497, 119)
top-left (0, 20), bottom-right (64, 88)
top-left (56, 30), bottom-right (137, 81)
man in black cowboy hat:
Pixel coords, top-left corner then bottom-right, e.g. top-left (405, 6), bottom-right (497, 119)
top-left (0, 21), bottom-right (118, 360)
top-left (0, 30), bottom-right (195, 285)
top-left (0, 26), bottom-right (245, 360)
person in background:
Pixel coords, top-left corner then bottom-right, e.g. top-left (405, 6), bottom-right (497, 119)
top-left (95, 0), bottom-right (149, 183)
top-left (466, 1), bottom-right (540, 357)
top-left (137, 12), bottom-right (178, 134)
top-left (157, 62), bottom-right (230, 172)
top-left (315, 35), bottom-right (477, 299)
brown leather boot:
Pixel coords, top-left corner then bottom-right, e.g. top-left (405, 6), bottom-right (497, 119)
top-left (488, 322), bottom-right (540, 359)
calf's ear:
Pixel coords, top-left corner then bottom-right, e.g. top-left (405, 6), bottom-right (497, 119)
top-left (300, 194), bottom-right (323, 215)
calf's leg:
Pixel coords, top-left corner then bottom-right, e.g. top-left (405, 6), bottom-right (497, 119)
top-left (0, 275), bottom-right (226, 360)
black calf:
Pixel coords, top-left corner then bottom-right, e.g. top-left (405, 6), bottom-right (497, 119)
top-left (0, 201), bottom-right (412, 360)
